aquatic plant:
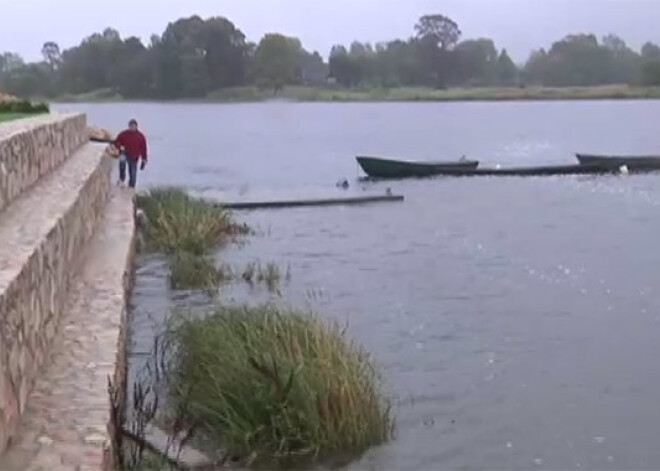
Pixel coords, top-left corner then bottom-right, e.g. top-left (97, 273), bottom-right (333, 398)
top-left (257, 262), bottom-right (282, 292)
top-left (137, 187), bottom-right (244, 255)
top-left (169, 252), bottom-right (225, 291)
top-left (136, 187), bottom-right (249, 290)
top-left (242, 262), bottom-right (257, 284)
top-left (167, 304), bottom-right (393, 466)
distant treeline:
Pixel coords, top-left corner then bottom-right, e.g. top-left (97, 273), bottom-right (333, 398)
top-left (1, 14), bottom-right (660, 99)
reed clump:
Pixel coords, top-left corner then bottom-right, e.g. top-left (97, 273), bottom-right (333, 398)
top-left (137, 187), bottom-right (248, 290)
top-left (167, 304), bottom-right (393, 466)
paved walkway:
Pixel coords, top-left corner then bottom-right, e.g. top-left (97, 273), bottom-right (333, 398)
top-left (0, 188), bottom-right (135, 471)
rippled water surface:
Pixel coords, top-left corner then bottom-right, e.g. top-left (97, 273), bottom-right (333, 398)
top-left (57, 101), bottom-right (660, 470)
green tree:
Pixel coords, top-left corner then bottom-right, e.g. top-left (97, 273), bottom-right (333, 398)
top-left (413, 14), bottom-right (462, 87)
top-left (640, 42), bottom-right (660, 86)
top-left (0, 52), bottom-right (24, 74)
top-left (254, 34), bottom-right (303, 91)
top-left (642, 61), bottom-right (660, 85)
top-left (641, 42), bottom-right (660, 61)
top-left (414, 14), bottom-right (461, 50)
top-left (41, 42), bottom-right (61, 70)
top-left (300, 51), bottom-right (328, 85)
top-left (524, 34), bottom-right (615, 86)
top-left (455, 38), bottom-right (498, 85)
top-left (497, 49), bottom-right (518, 85)
top-left (602, 34), bottom-right (641, 84)
top-left (154, 16), bottom-right (248, 97)
top-left (1, 63), bottom-right (54, 97)
top-left (329, 45), bottom-right (357, 86)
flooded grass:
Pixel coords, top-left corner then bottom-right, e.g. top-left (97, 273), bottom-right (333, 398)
top-left (137, 187), bottom-right (244, 255)
top-left (137, 187), bottom-right (248, 290)
top-left (242, 262), bottom-right (257, 283)
top-left (169, 252), bottom-right (225, 291)
top-left (166, 304), bottom-right (393, 467)
top-left (257, 262), bottom-right (282, 292)
top-left (130, 187), bottom-right (391, 468)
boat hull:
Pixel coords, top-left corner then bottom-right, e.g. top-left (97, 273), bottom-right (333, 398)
top-left (576, 154), bottom-right (660, 171)
top-left (356, 156), bottom-right (479, 179)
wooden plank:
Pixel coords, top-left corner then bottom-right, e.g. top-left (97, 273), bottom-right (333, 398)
top-left (219, 194), bottom-right (405, 210)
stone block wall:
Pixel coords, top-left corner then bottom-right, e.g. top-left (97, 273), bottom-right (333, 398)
top-left (0, 113), bottom-right (87, 213)
top-left (0, 145), bottom-right (112, 455)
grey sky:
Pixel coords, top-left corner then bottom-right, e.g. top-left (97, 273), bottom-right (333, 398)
top-left (3, 0), bottom-right (660, 63)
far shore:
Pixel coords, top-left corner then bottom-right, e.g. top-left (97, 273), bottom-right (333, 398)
top-left (49, 84), bottom-right (660, 104)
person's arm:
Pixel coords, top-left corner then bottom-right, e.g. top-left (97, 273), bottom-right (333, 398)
top-left (114, 131), bottom-right (126, 151)
top-left (141, 134), bottom-right (148, 161)
top-left (140, 133), bottom-right (148, 169)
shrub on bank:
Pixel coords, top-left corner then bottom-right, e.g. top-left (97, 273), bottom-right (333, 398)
top-left (0, 100), bottom-right (49, 114)
top-left (167, 304), bottom-right (393, 466)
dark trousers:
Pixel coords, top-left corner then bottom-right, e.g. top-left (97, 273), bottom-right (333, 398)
top-left (119, 157), bottom-right (139, 188)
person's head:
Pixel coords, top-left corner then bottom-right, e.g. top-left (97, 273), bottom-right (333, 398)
top-left (128, 119), bottom-right (138, 131)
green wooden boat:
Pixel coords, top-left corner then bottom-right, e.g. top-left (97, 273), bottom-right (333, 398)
top-left (356, 156), bottom-right (479, 179)
top-left (576, 153), bottom-right (660, 171)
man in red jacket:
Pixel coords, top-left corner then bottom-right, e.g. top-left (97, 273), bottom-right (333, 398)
top-left (114, 119), bottom-right (148, 188)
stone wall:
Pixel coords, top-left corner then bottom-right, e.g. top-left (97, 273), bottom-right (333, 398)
top-left (105, 202), bottom-right (136, 471)
top-left (0, 113), bottom-right (87, 213)
top-left (0, 147), bottom-right (112, 455)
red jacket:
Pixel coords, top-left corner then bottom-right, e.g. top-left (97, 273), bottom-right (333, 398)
top-left (115, 130), bottom-right (148, 161)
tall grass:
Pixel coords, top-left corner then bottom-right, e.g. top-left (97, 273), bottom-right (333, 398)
top-left (137, 187), bottom-right (249, 291)
top-left (169, 252), bottom-right (224, 291)
top-left (167, 304), bottom-right (393, 466)
top-left (258, 262), bottom-right (282, 292)
top-left (137, 187), bottom-right (242, 255)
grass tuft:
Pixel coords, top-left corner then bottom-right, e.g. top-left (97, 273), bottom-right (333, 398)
top-left (137, 187), bottom-right (249, 291)
top-left (257, 262), bottom-right (282, 292)
top-left (167, 304), bottom-right (393, 466)
top-left (242, 262), bottom-right (257, 284)
top-left (169, 252), bottom-right (224, 291)
top-left (137, 187), bottom-right (241, 256)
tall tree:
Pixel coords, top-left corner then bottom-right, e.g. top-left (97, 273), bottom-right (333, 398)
top-left (641, 42), bottom-right (660, 85)
top-left (329, 45), bottom-right (357, 87)
top-left (497, 49), bottom-right (518, 85)
top-left (300, 51), bottom-right (328, 85)
top-left (41, 42), bottom-right (61, 69)
top-left (254, 34), bottom-right (303, 91)
top-left (414, 14), bottom-right (461, 50)
top-left (0, 52), bottom-right (24, 73)
top-left (641, 42), bottom-right (660, 61)
top-left (413, 15), bottom-right (462, 87)
top-left (455, 38), bottom-right (498, 85)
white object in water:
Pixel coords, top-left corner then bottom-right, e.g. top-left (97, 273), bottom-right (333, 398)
top-left (619, 165), bottom-right (629, 175)
top-left (495, 164), bottom-right (502, 169)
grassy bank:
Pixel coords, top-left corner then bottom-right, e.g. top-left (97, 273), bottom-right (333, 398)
top-left (0, 112), bottom-right (33, 123)
top-left (167, 304), bottom-right (393, 466)
top-left (53, 84), bottom-right (660, 104)
top-left (209, 84), bottom-right (660, 102)
top-left (0, 100), bottom-right (49, 122)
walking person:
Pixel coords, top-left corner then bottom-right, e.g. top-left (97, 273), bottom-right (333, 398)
top-left (114, 119), bottom-right (148, 188)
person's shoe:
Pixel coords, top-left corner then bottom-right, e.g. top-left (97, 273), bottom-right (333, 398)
top-left (117, 180), bottom-right (127, 188)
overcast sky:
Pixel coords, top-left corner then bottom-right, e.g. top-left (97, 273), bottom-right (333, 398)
top-left (3, 0), bottom-right (660, 63)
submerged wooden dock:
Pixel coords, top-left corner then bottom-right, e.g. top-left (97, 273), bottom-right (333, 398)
top-left (220, 194), bottom-right (404, 210)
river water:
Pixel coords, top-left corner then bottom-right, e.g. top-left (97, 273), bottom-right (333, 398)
top-left (57, 101), bottom-right (660, 470)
